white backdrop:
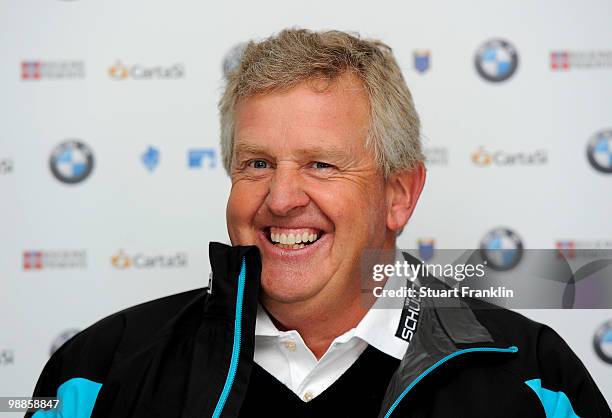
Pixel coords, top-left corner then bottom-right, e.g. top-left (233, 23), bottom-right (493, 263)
top-left (1, 0), bottom-right (611, 410)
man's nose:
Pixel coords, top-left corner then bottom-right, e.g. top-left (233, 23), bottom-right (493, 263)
top-left (264, 166), bottom-right (309, 216)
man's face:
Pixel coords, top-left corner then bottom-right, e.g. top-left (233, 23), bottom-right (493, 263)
top-left (227, 74), bottom-right (394, 308)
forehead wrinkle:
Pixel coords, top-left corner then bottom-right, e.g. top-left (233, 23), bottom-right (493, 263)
top-left (234, 138), bottom-right (359, 162)
top-left (293, 144), bottom-right (354, 161)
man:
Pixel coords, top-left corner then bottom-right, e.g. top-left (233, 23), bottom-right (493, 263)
top-left (29, 29), bottom-right (610, 417)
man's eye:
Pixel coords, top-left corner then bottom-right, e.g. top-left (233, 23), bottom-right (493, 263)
top-left (311, 161), bottom-right (333, 169)
top-left (248, 160), bottom-right (269, 169)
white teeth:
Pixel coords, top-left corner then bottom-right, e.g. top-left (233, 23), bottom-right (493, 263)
top-left (269, 229), bottom-right (321, 246)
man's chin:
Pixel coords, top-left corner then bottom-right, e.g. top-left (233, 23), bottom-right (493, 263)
top-left (259, 266), bottom-right (325, 305)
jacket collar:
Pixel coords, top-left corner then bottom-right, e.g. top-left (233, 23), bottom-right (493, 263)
top-left (204, 242), bottom-right (261, 318)
top-left (153, 243), bottom-right (262, 339)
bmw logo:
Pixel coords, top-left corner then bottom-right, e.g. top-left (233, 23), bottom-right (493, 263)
top-left (475, 39), bottom-right (519, 83)
top-left (594, 320), bottom-right (612, 365)
top-left (49, 140), bottom-right (94, 184)
top-left (479, 227), bottom-right (523, 271)
top-left (50, 328), bottom-right (80, 356)
top-left (586, 129), bottom-right (612, 174)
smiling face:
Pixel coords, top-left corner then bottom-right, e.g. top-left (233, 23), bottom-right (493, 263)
top-left (226, 73), bottom-right (397, 314)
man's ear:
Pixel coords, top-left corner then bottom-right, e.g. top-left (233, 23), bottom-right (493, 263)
top-left (385, 162), bottom-right (426, 233)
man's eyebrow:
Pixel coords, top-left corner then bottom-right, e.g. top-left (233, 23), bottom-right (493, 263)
top-left (233, 142), bottom-right (270, 158)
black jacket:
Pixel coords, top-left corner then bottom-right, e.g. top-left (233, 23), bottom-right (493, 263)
top-left (28, 243), bottom-right (611, 417)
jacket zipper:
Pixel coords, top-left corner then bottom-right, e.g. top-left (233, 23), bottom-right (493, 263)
top-left (212, 257), bottom-right (247, 418)
top-left (383, 345), bottom-right (519, 418)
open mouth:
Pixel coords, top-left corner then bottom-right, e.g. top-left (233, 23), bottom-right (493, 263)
top-left (266, 227), bottom-right (323, 250)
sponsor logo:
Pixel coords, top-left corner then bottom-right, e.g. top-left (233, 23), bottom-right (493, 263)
top-left (424, 147), bottom-right (448, 166)
top-left (471, 147), bottom-right (547, 167)
top-left (21, 60), bottom-right (85, 80)
top-left (188, 148), bottom-right (217, 168)
top-left (413, 50), bottom-right (431, 73)
top-left (23, 250), bottom-right (87, 270)
top-left (550, 51), bottom-right (570, 70)
top-left (0, 349), bottom-right (14, 365)
top-left (109, 60), bottom-right (185, 80)
top-left (142, 146), bottom-right (160, 172)
top-left (474, 39), bottom-right (518, 82)
top-left (109, 61), bottom-right (129, 80)
top-left (49, 140), bottom-right (94, 184)
top-left (111, 249), bottom-right (188, 269)
top-left (586, 129), bottom-right (612, 174)
top-left (555, 239), bottom-right (612, 259)
top-left (0, 158), bottom-right (13, 174)
top-left (556, 240), bottom-right (576, 259)
top-left (222, 43), bottom-right (246, 77)
top-left (418, 238), bottom-right (435, 261)
top-left (479, 227), bottom-right (523, 271)
top-left (550, 50), bottom-right (612, 71)
top-left (594, 320), bottom-right (612, 364)
top-left (50, 329), bottom-right (80, 356)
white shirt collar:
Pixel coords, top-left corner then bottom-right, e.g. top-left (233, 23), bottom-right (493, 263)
top-left (254, 303), bottom-right (282, 337)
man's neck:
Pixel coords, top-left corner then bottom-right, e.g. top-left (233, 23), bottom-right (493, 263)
top-left (262, 290), bottom-right (370, 359)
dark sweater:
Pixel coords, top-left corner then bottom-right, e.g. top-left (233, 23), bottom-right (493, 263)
top-left (239, 345), bottom-right (401, 417)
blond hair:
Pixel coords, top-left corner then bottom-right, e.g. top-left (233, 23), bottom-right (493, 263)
top-left (219, 28), bottom-right (423, 176)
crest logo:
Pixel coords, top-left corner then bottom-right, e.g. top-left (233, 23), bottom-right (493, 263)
top-left (418, 239), bottom-right (435, 261)
top-left (413, 50), bottom-right (431, 73)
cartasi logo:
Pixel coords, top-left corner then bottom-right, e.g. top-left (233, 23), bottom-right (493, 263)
top-left (471, 147), bottom-right (547, 167)
top-left (111, 250), bottom-right (188, 269)
top-left (109, 60), bottom-right (185, 80)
